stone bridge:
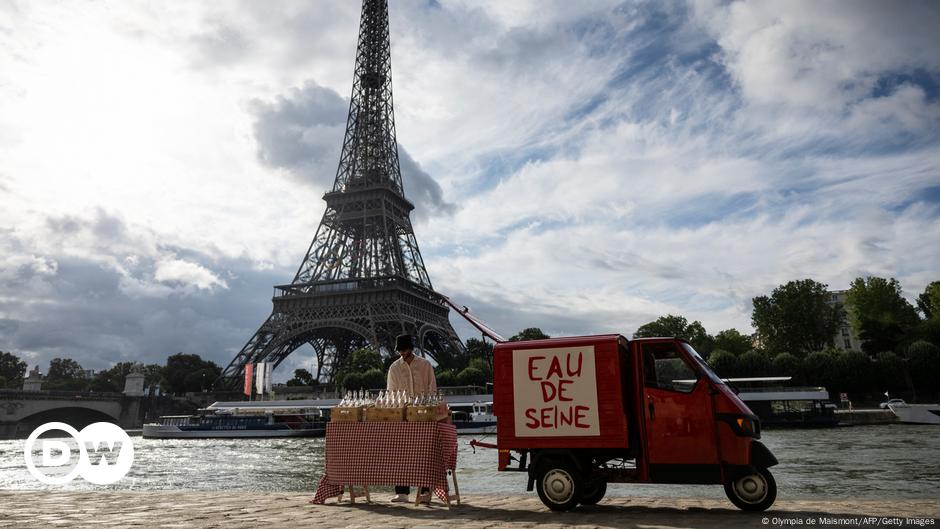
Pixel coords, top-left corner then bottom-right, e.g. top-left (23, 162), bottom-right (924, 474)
top-left (0, 390), bottom-right (142, 439)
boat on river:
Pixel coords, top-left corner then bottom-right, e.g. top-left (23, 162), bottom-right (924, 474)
top-left (451, 401), bottom-right (497, 435)
top-left (143, 395), bottom-right (500, 438)
top-left (888, 402), bottom-right (940, 425)
top-left (143, 403), bottom-right (327, 439)
top-left (727, 377), bottom-right (838, 427)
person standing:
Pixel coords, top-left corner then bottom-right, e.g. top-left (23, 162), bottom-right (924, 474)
top-left (387, 334), bottom-right (437, 503)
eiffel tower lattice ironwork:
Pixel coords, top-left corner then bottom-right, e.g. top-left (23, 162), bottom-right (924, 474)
top-left (218, 0), bottom-right (464, 386)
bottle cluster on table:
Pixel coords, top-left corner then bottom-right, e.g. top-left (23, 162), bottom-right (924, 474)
top-left (331, 390), bottom-right (450, 422)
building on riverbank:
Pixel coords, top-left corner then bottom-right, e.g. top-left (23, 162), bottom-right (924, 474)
top-left (828, 290), bottom-right (863, 352)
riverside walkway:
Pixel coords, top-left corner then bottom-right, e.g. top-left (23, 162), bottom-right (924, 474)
top-left (0, 491), bottom-right (936, 529)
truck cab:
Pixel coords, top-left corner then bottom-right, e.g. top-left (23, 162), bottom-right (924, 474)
top-left (493, 334), bottom-right (778, 511)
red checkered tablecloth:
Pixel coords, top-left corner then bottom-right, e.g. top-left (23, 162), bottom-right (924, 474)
top-left (311, 421), bottom-right (458, 504)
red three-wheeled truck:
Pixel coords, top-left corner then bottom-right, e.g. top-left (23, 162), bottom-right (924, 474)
top-left (490, 334), bottom-right (779, 512)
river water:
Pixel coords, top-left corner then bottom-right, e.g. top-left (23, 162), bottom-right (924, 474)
top-left (1, 425), bottom-right (937, 499)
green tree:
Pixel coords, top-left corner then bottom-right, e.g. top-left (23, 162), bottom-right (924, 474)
top-left (43, 358), bottom-right (87, 390)
top-left (360, 368), bottom-right (385, 390)
top-left (342, 371), bottom-right (364, 390)
top-left (509, 328), bottom-right (550, 342)
top-left (456, 367), bottom-right (487, 387)
top-left (184, 368), bottom-right (217, 392)
top-left (340, 368), bottom-right (385, 390)
top-left (831, 351), bottom-right (874, 394)
top-left (87, 373), bottom-right (117, 392)
top-left (335, 348), bottom-right (383, 388)
top-left (467, 357), bottom-right (492, 382)
top-left (737, 350), bottom-right (771, 376)
top-left (908, 318), bottom-right (940, 349)
top-left (634, 314), bottom-right (715, 355)
top-left (873, 351), bottom-right (907, 393)
top-left (286, 368), bottom-right (315, 386)
top-left (907, 341), bottom-right (940, 393)
top-left (713, 329), bottom-right (753, 356)
top-left (47, 358), bottom-right (85, 381)
top-left (801, 351), bottom-right (835, 387)
top-left (751, 279), bottom-right (842, 357)
top-left (0, 352), bottom-right (27, 388)
top-left (915, 281), bottom-right (940, 320)
top-left (142, 364), bottom-right (164, 392)
top-left (95, 362), bottom-right (143, 392)
top-left (858, 319), bottom-right (906, 355)
top-left (163, 353), bottom-right (221, 394)
top-left (435, 368), bottom-right (459, 387)
top-left (465, 338), bottom-right (494, 371)
top-left (707, 349), bottom-right (737, 378)
top-left (846, 277), bottom-right (919, 354)
top-left (771, 353), bottom-right (801, 381)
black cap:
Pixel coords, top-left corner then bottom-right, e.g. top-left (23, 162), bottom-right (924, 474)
top-left (395, 334), bottom-right (414, 351)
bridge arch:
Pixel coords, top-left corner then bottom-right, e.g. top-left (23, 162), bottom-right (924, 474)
top-left (15, 407), bottom-right (120, 437)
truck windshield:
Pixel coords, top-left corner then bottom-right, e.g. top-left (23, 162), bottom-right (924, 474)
top-left (680, 342), bottom-right (724, 385)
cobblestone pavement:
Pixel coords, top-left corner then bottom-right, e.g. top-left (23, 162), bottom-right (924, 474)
top-left (0, 491), bottom-right (937, 529)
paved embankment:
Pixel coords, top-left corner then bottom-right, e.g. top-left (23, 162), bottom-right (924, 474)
top-left (0, 491), bottom-right (936, 529)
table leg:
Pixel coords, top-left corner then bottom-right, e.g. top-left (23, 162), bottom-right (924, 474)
top-left (364, 485), bottom-right (371, 503)
top-left (450, 470), bottom-right (461, 505)
top-left (336, 486), bottom-right (343, 504)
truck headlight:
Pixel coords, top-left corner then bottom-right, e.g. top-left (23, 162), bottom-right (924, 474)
top-left (735, 416), bottom-right (760, 437)
top-left (717, 413), bottom-right (761, 438)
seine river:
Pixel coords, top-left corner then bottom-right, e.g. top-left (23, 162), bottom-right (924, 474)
top-left (1, 425), bottom-right (937, 499)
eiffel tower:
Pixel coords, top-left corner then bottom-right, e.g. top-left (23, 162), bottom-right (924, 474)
top-left (218, 0), bottom-right (464, 386)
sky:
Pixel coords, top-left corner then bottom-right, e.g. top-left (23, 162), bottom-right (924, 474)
top-left (1, 0), bottom-right (938, 381)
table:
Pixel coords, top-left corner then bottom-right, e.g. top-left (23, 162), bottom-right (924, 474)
top-left (310, 422), bottom-right (458, 505)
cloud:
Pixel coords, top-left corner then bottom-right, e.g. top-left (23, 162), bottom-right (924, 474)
top-left (693, 0), bottom-right (940, 109)
top-left (251, 80), bottom-right (456, 220)
top-left (0, 210), bottom-right (284, 374)
top-left (154, 258), bottom-right (228, 291)
top-left (251, 81), bottom-right (348, 189)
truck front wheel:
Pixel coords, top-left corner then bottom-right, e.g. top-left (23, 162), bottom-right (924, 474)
top-left (535, 459), bottom-right (583, 511)
top-left (724, 467), bottom-right (777, 512)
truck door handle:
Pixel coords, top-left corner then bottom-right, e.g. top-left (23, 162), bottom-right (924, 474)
top-left (648, 400), bottom-right (655, 420)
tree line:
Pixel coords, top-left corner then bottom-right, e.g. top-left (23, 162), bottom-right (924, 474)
top-left (0, 352), bottom-right (222, 395)
top-left (637, 277), bottom-right (940, 401)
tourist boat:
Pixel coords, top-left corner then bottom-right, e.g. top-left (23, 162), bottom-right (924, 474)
top-left (451, 401), bottom-right (497, 435)
top-left (143, 403), bottom-right (327, 439)
top-left (888, 402), bottom-right (940, 425)
top-left (728, 377), bottom-right (839, 427)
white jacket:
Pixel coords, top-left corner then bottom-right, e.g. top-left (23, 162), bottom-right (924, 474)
top-left (387, 355), bottom-right (437, 396)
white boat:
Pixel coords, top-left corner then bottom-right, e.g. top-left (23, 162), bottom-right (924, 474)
top-left (143, 404), bottom-right (327, 439)
top-left (452, 401), bottom-right (497, 435)
top-left (888, 402), bottom-right (940, 425)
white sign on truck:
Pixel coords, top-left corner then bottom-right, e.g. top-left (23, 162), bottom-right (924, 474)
top-left (511, 346), bottom-right (600, 437)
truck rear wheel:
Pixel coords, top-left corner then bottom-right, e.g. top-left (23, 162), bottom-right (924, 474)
top-left (535, 459), bottom-right (583, 511)
top-left (724, 467), bottom-right (777, 512)
top-left (579, 480), bottom-right (607, 505)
